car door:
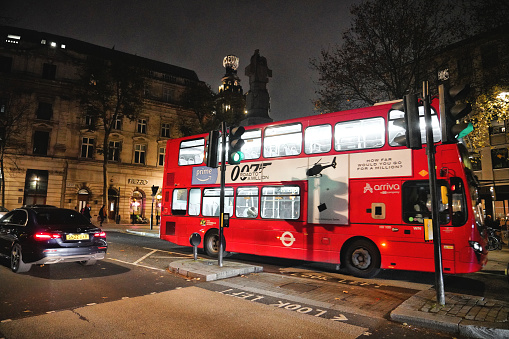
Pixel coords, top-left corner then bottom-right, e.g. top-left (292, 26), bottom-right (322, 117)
top-left (0, 211), bottom-right (18, 256)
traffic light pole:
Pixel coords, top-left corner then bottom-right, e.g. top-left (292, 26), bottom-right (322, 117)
top-left (218, 121), bottom-right (227, 267)
top-left (423, 81), bottom-right (446, 305)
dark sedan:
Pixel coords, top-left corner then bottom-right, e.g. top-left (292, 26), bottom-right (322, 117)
top-left (0, 205), bottom-right (107, 273)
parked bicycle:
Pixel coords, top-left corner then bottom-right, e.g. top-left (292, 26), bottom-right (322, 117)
top-left (487, 227), bottom-right (502, 251)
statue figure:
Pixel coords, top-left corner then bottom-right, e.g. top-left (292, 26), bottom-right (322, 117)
top-left (242, 50), bottom-right (273, 125)
top-left (245, 49), bottom-right (272, 86)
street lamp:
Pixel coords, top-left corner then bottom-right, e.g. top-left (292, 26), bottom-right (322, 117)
top-left (497, 92), bottom-right (509, 101)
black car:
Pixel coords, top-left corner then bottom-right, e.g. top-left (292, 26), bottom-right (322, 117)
top-left (0, 206), bottom-right (107, 273)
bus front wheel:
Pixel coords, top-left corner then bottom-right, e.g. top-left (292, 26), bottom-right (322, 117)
top-left (343, 239), bottom-right (381, 278)
top-left (204, 230), bottom-right (229, 258)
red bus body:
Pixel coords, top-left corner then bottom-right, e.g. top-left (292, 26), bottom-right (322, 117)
top-left (160, 99), bottom-right (487, 278)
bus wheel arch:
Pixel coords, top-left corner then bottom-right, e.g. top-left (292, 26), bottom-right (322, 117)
top-left (341, 237), bottom-right (381, 278)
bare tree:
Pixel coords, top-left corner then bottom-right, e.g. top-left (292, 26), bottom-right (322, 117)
top-left (78, 56), bottom-right (145, 207)
top-left (0, 91), bottom-right (30, 206)
top-left (311, 0), bottom-right (457, 112)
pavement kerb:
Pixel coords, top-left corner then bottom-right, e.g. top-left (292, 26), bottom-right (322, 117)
top-left (391, 289), bottom-right (509, 338)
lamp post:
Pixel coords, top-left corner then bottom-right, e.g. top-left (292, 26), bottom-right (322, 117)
top-left (156, 194), bottom-right (162, 225)
top-left (150, 185), bottom-right (159, 230)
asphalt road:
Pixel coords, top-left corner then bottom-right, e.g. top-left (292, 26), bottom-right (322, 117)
top-left (1, 231), bottom-right (507, 338)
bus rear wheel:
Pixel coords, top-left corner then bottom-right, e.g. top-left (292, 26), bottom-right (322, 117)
top-left (343, 239), bottom-right (381, 278)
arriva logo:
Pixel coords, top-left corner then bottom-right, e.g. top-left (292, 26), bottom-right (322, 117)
top-left (363, 183), bottom-right (400, 194)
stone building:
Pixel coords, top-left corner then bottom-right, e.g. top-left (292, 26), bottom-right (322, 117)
top-left (0, 25), bottom-right (200, 223)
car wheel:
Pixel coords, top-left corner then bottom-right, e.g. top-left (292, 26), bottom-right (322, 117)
top-left (343, 239), bottom-right (381, 278)
top-left (78, 260), bottom-right (97, 266)
top-left (11, 243), bottom-right (32, 273)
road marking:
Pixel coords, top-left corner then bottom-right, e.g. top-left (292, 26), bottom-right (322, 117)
top-left (133, 249), bottom-right (158, 264)
top-left (218, 288), bottom-right (347, 321)
top-left (107, 258), bottom-right (165, 271)
top-left (142, 247), bottom-right (194, 258)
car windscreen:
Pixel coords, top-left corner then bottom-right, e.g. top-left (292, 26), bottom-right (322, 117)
top-left (35, 209), bottom-right (90, 225)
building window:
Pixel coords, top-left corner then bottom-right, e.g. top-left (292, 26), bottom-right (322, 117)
top-left (158, 147), bottom-right (165, 166)
top-left (84, 115), bottom-right (94, 127)
top-left (0, 56), bottom-right (13, 73)
top-left (109, 141), bottom-right (121, 161)
top-left (492, 148), bottom-right (509, 169)
top-left (161, 123), bottom-right (170, 138)
top-left (163, 88), bottom-right (172, 102)
top-left (42, 63), bottom-right (56, 80)
top-left (36, 102), bottom-right (53, 120)
top-left (113, 115), bottom-right (122, 130)
top-left (81, 137), bottom-right (94, 158)
top-left (134, 144), bottom-right (146, 164)
top-left (144, 84), bottom-right (152, 98)
top-left (33, 131), bottom-right (50, 155)
top-left (137, 119), bottom-right (147, 134)
top-left (470, 154), bottom-right (482, 171)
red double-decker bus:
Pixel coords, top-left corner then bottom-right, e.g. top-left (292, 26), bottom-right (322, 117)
top-left (160, 98), bottom-right (487, 278)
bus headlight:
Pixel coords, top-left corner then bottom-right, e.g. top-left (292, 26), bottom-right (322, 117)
top-left (469, 241), bottom-right (483, 253)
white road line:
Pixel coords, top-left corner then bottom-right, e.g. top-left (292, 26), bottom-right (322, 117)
top-left (107, 258), bottom-right (165, 272)
top-left (133, 249), bottom-right (158, 264)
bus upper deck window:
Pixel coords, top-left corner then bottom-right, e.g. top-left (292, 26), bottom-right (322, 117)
top-left (263, 124), bottom-right (302, 158)
top-left (305, 124), bottom-right (332, 154)
top-left (242, 129), bottom-right (262, 160)
top-left (388, 107), bottom-right (440, 147)
top-left (335, 117), bottom-right (385, 151)
top-left (178, 138), bottom-right (204, 165)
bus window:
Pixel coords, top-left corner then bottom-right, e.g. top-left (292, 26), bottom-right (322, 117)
top-left (335, 117), bottom-right (385, 151)
top-left (242, 129), bottom-right (262, 160)
top-left (305, 124), bottom-right (332, 154)
top-left (172, 189), bottom-right (188, 215)
top-left (261, 186), bottom-right (300, 219)
top-left (388, 107), bottom-right (441, 147)
top-left (202, 188), bottom-right (234, 217)
top-left (189, 188), bottom-right (201, 216)
top-left (450, 177), bottom-right (467, 226)
top-left (178, 138), bottom-right (204, 165)
top-left (263, 124), bottom-right (302, 158)
top-left (402, 180), bottom-right (450, 224)
top-left (236, 187), bottom-right (259, 218)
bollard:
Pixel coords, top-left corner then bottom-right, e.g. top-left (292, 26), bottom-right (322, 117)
top-left (189, 233), bottom-right (201, 261)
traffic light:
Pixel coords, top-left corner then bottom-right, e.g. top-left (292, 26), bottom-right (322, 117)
top-left (439, 84), bottom-right (472, 143)
top-left (205, 130), bottom-right (220, 168)
top-left (228, 126), bottom-right (245, 164)
top-left (392, 93), bottom-right (422, 149)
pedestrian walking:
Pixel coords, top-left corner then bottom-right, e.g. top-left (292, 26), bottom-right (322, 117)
top-left (98, 205), bottom-right (107, 227)
top-left (82, 203), bottom-right (92, 221)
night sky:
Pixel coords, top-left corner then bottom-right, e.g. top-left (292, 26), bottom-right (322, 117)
top-left (2, 0), bottom-right (358, 121)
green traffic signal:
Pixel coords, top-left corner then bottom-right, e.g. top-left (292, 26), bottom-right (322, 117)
top-left (228, 126), bottom-right (245, 164)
